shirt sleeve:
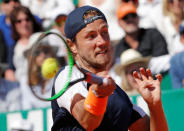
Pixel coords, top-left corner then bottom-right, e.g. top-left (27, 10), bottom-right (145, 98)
top-left (51, 81), bottom-right (85, 131)
top-left (54, 66), bottom-right (88, 113)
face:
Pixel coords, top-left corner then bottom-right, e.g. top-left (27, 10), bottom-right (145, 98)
top-left (1, 0), bottom-right (20, 16)
top-left (35, 52), bottom-right (52, 67)
top-left (71, 19), bottom-right (112, 71)
top-left (125, 62), bottom-right (146, 89)
top-left (15, 12), bottom-right (33, 38)
top-left (119, 13), bottom-right (139, 34)
top-left (168, 0), bottom-right (184, 15)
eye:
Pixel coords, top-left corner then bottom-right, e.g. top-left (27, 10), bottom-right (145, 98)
top-left (86, 32), bottom-right (97, 40)
top-left (101, 29), bottom-right (109, 40)
top-left (101, 30), bottom-right (108, 36)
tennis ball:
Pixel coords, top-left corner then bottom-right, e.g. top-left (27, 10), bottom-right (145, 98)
top-left (41, 57), bottom-right (59, 79)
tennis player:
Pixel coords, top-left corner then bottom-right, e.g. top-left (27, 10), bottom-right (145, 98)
top-left (51, 6), bottom-right (168, 131)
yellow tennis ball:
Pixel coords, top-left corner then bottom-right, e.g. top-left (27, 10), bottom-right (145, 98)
top-left (41, 58), bottom-right (59, 79)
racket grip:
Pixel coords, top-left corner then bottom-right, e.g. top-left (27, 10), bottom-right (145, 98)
top-left (86, 72), bottom-right (109, 85)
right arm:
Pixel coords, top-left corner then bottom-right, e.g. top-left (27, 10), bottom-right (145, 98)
top-left (71, 94), bottom-right (104, 131)
top-left (71, 77), bottom-right (116, 131)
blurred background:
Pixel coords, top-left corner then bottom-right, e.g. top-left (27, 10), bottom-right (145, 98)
top-left (0, 0), bottom-right (184, 130)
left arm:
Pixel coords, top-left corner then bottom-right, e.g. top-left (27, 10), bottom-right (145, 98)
top-left (129, 68), bottom-right (168, 131)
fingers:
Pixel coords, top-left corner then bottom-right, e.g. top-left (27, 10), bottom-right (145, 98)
top-left (146, 68), bottom-right (153, 80)
top-left (133, 68), bottom-right (153, 84)
top-left (91, 77), bottom-right (116, 97)
top-left (140, 67), bottom-right (147, 80)
top-left (134, 67), bottom-right (153, 80)
top-left (155, 74), bottom-right (162, 83)
top-left (133, 71), bottom-right (141, 85)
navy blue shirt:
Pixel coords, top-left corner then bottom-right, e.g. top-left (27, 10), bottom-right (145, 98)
top-left (51, 67), bottom-right (144, 131)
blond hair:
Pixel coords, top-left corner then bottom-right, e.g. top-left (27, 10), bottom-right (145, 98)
top-left (162, 0), bottom-right (184, 25)
top-left (83, 10), bottom-right (102, 19)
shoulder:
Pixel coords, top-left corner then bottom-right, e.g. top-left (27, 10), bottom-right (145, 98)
top-left (142, 28), bottom-right (162, 36)
top-left (53, 66), bottom-right (88, 112)
top-left (55, 66), bottom-right (85, 87)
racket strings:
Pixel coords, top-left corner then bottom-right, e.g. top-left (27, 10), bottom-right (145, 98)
top-left (29, 31), bottom-right (74, 101)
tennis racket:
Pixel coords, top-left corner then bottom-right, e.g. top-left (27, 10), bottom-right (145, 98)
top-left (28, 31), bottom-right (108, 101)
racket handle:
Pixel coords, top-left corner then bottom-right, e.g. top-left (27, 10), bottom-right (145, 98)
top-left (86, 72), bottom-right (109, 86)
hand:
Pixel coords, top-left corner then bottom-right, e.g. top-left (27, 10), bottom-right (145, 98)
top-left (91, 71), bottom-right (116, 97)
top-left (133, 67), bottom-right (162, 107)
top-left (4, 69), bottom-right (16, 82)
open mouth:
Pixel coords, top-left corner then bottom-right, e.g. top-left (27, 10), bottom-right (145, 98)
top-left (96, 49), bottom-right (108, 56)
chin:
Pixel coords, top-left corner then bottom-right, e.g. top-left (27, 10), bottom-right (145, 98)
top-left (96, 59), bottom-right (111, 68)
top-left (127, 27), bottom-right (138, 33)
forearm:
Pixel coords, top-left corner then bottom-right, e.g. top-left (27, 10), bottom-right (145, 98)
top-left (71, 77), bottom-right (115, 131)
top-left (149, 101), bottom-right (168, 131)
top-left (72, 98), bottom-right (104, 131)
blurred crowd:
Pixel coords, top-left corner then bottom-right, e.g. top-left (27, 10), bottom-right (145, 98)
top-left (0, 0), bottom-right (184, 113)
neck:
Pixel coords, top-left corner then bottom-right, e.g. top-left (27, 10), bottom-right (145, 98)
top-left (22, 32), bottom-right (32, 39)
top-left (18, 37), bottom-right (29, 45)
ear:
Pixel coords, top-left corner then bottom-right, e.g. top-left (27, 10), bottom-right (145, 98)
top-left (67, 39), bottom-right (78, 55)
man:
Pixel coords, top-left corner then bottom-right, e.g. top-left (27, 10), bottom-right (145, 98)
top-left (115, 3), bottom-right (170, 75)
top-left (51, 5), bottom-right (168, 131)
